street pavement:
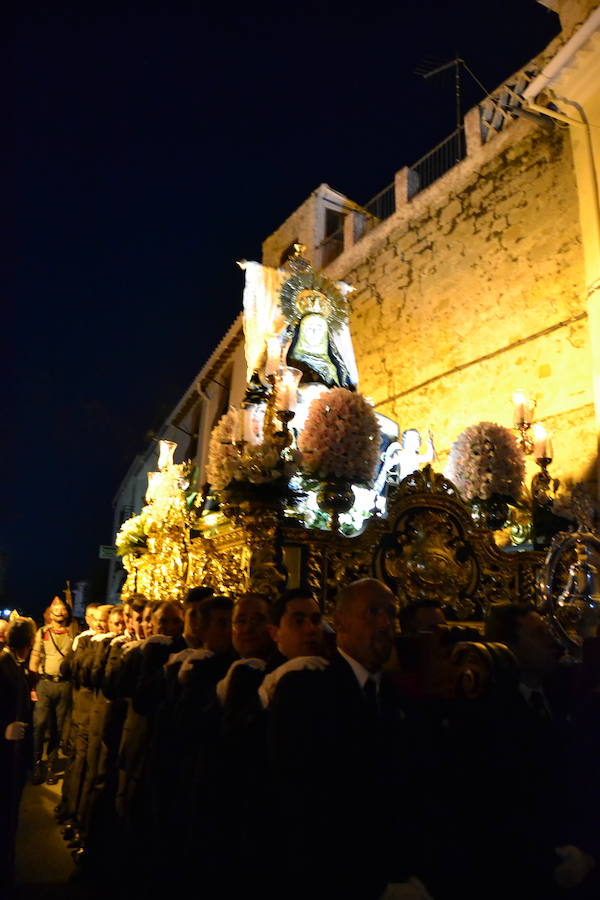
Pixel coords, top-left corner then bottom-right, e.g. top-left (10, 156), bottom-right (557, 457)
top-left (14, 778), bottom-right (82, 900)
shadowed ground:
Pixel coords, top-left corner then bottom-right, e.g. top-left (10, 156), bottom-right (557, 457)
top-left (14, 779), bottom-right (90, 900)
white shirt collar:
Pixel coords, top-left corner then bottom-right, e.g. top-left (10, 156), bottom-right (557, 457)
top-left (518, 681), bottom-right (552, 715)
top-left (337, 646), bottom-right (381, 691)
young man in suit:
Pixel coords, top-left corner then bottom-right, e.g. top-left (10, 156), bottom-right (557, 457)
top-left (268, 578), bottom-right (414, 900)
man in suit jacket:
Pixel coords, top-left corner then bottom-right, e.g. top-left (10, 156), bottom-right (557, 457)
top-left (268, 578), bottom-right (411, 900)
top-left (1, 617), bottom-right (35, 894)
top-left (475, 603), bottom-right (593, 900)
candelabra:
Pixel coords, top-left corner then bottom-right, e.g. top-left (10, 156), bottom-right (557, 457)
top-left (512, 389), bottom-right (536, 454)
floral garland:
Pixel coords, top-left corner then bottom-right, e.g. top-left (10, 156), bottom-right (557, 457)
top-left (299, 388), bottom-right (381, 486)
top-left (116, 513), bottom-right (148, 558)
top-left (445, 421), bottom-right (524, 502)
top-left (235, 441), bottom-right (302, 485)
top-left (206, 410), bottom-right (244, 491)
top-left (206, 408), bottom-right (302, 490)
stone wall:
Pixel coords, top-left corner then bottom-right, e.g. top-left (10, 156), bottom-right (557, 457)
top-left (333, 120), bottom-right (595, 491)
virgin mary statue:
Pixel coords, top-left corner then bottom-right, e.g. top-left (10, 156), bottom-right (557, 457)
top-left (240, 248), bottom-right (358, 390)
top-left (285, 298), bottom-right (355, 389)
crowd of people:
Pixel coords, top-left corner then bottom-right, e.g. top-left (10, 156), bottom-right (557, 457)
top-left (1, 579), bottom-right (599, 899)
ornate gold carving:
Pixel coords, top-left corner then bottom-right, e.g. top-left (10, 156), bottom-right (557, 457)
top-left (126, 462), bottom-right (545, 620)
top-left (371, 465), bottom-right (543, 618)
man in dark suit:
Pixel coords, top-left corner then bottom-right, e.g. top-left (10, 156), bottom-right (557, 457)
top-left (268, 578), bottom-right (413, 900)
top-left (475, 603), bottom-right (593, 900)
top-left (1, 617), bottom-right (35, 894)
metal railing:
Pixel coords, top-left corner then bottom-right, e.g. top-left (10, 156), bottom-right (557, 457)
top-left (407, 126), bottom-right (466, 200)
top-left (364, 181), bottom-right (396, 222)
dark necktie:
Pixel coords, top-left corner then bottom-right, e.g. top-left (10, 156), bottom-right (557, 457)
top-left (529, 689), bottom-right (551, 721)
top-left (363, 676), bottom-right (379, 719)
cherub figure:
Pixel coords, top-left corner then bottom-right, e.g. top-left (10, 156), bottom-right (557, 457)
top-left (375, 428), bottom-right (436, 493)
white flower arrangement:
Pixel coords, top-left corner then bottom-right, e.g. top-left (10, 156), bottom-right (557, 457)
top-left (206, 410), bottom-right (243, 490)
top-left (206, 408), bottom-right (302, 491)
top-left (116, 513), bottom-right (148, 557)
top-left (445, 421), bottom-right (525, 502)
top-left (298, 388), bottom-right (381, 486)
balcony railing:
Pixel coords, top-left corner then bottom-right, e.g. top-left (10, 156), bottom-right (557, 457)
top-left (407, 126), bottom-right (466, 200)
top-left (364, 181), bottom-right (396, 223)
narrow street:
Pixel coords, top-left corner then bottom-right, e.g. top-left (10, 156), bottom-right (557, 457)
top-left (14, 780), bottom-right (87, 900)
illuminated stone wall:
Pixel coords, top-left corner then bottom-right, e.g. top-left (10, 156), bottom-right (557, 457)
top-left (261, 94), bottom-right (596, 493)
top-left (334, 120), bottom-right (594, 492)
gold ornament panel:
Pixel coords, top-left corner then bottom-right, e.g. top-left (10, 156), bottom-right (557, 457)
top-left (122, 464), bottom-right (543, 619)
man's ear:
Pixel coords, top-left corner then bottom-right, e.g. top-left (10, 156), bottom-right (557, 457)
top-left (267, 623), bottom-right (279, 643)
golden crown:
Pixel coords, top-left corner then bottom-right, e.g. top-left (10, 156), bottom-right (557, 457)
top-left (295, 289), bottom-right (332, 319)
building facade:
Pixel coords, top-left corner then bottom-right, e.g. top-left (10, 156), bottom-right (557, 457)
top-left (107, 0), bottom-right (600, 601)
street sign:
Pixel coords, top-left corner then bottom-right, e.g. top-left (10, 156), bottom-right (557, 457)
top-left (99, 545), bottom-right (118, 560)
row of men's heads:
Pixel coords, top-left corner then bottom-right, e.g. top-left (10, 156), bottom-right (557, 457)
top-left (78, 583), bottom-right (559, 678)
top-left (103, 579), bottom-right (402, 673)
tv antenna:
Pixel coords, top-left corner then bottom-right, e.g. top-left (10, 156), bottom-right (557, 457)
top-left (415, 56), bottom-right (489, 160)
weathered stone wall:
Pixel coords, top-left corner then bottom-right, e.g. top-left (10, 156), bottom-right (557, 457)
top-left (334, 121), bottom-right (595, 491)
top-left (556, 0), bottom-right (599, 40)
top-left (262, 193), bottom-right (317, 269)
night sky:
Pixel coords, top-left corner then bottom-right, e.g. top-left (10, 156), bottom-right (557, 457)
top-left (8, 1), bottom-right (560, 616)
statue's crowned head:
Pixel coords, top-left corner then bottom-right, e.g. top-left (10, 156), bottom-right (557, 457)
top-left (294, 312), bottom-right (329, 356)
top-left (295, 289), bottom-right (332, 320)
top-left (278, 256), bottom-right (356, 391)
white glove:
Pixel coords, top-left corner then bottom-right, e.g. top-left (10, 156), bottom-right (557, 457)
top-left (72, 628), bottom-right (93, 651)
top-left (122, 639), bottom-right (139, 654)
top-left (4, 721), bottom-right (27, 741)
top-left (145, 634), bottom-right (173, 646)
top-left (380, 877), bottom-right (435, 900)
top-left (259, 655), bottom-right (329, 708)
top-left (178, 648), bottom-right (215, 684)
top-left (554, 845), bottom-right (595, 889)
top-left (110, 634), bottom-right (128, 647)
top-left (92, 632), bottom-right (114, 643)
top-left (165, 647), bottom-right (197, 669)
top-left (216, 658), bottom-right (267, 705)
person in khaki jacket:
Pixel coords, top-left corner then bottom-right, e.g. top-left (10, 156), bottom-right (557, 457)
top-left (29, 595), bottom-right (74, 784)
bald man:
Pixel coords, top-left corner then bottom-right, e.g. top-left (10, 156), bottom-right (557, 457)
top-left (268, 579), bottom-right (415, 900)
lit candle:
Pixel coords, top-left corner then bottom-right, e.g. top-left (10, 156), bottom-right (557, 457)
top-left (277, 367), bottom-right (302, 411)
top-left (275, 382), bottom-right (289, 411)
top-left (265, 335), bottom-right (282, 377)
top-left (533, 423), bottom-right (548, 459)
top-left (512, 389), bottom-right (535, 426)
top-left (146, 472), bottom-right (162, 502)
top-left (512, 389), bottom-right (526, 427)
top-left (157, 440), bottom-right (177, 470)
top-left (242, 405), bottom-right (260, 445)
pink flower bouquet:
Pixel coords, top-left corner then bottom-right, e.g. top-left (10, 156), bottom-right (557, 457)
top-left (445, 421), bottom-right (525, 502)
top-left (299, 388), bottom-right (381, 486)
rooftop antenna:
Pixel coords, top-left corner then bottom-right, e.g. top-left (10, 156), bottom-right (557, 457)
top-left (415, 55), bottom-right (490, 162)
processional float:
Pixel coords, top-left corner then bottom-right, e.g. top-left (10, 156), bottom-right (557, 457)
top-left (117, 246), bottom-right (600, 664)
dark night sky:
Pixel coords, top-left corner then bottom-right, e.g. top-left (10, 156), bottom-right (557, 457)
top-left (7, 1), bottom-right (560, 616)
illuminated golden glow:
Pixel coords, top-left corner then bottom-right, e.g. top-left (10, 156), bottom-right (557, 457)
top-left (533, 423), bottom-right (553, 461)
top-left (158, 440), bottom-right (177, 470)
